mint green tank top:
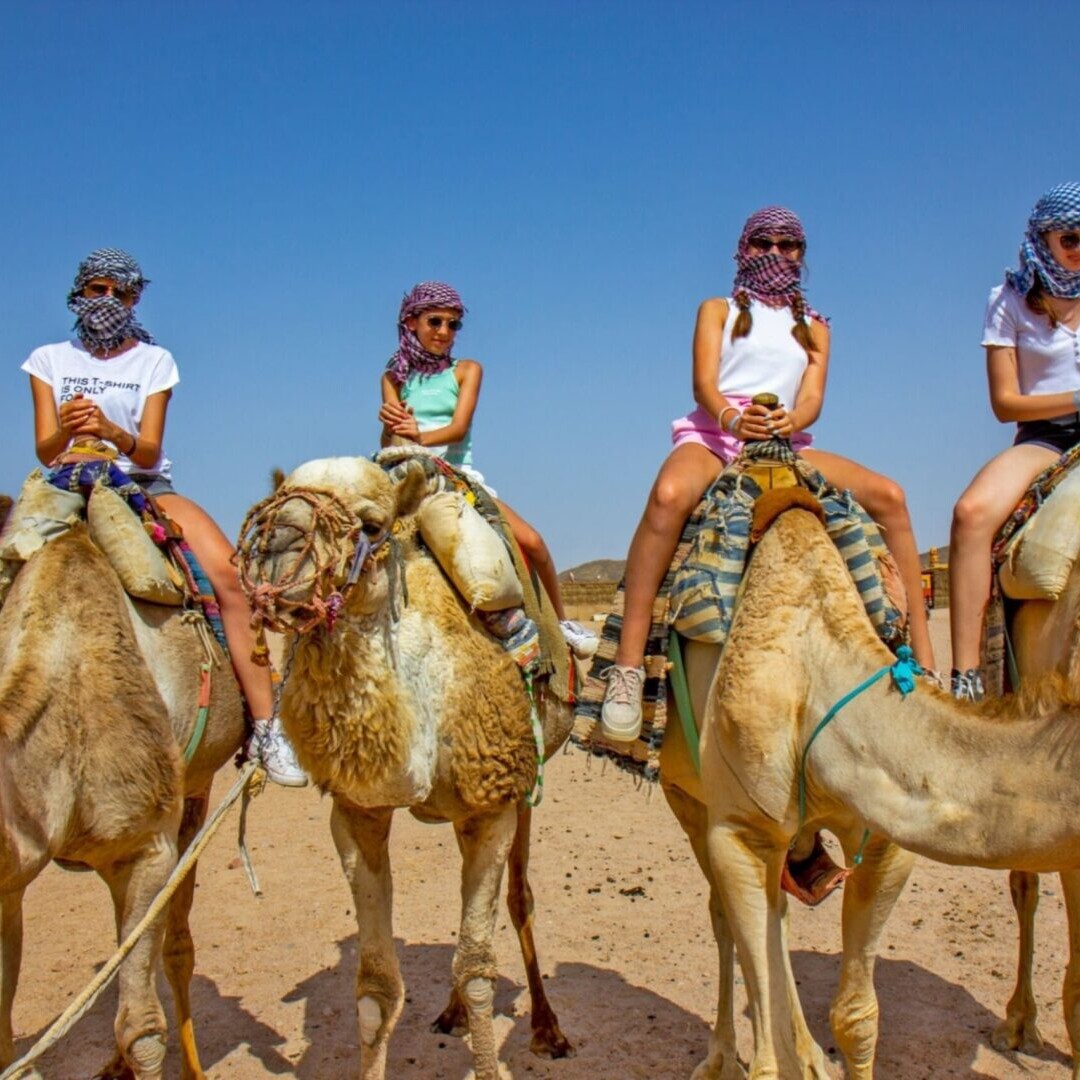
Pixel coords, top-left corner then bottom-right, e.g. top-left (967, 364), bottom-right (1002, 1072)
top-left (400, 363), bottom-right (473, 467)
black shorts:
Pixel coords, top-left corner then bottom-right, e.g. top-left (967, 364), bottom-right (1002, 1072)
top-left (1014, 414), bottom-right (1080, 455)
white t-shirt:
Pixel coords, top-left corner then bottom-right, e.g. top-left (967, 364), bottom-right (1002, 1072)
top-left (982, 284), bottom-right (1080, 398)
top-left (718, 298), bottom-right (811, 411)
top-left (22, 339), bottom-right (180, 479)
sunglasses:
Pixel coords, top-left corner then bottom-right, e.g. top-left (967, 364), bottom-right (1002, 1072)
top-left (424, 316), bottom-right (463, 331)
top-left (1058, 232), bottom-right (1080, 252)
top-left (83, 282), bottom-right (134, 300)
top-left (748, 236), bottom-right (804, 255)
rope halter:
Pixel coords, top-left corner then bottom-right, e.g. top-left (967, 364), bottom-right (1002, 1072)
top-left (236, 485), bottom-right (391, 638)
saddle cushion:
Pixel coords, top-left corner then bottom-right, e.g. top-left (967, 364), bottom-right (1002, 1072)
top-left (417, 491), bottom-right (523, 612)
top-left (997, 465), bottom-right (1080, 601)
top-left (87, 483), bottom-right (184, 606)
top-left (0, 470), bottom-right (85, 561)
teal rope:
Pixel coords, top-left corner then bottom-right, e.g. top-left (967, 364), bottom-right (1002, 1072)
top-left (795, 645), bottom-right (921, 865)
top-left (523, 672), bottom-right (546, 808)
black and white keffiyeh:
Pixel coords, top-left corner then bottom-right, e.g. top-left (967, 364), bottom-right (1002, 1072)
top-left (66, 248), bottom-right (154, 353)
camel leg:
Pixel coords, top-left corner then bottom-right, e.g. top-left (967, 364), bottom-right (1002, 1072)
top-left (707, 822), bottom-right (829, 1080)
top-left (662, 782), bottom-right (744, 1080)
top-left (993, 870), bottom-right (1044, 1054)
top-left (452, 806), bottom-right (518, 1080)
top-left (162, 794), bottom-right (210, 1080)
top-left (828, 833), bottom-right (914, 1080)
top-left (97, 834), bottom-right (178, 1080)
top-left (0, 888), bottom-right (25, 1068)
top-left (504, 804), bottom-right (573, 1058)
top-left (1058, 870), bottom-right (1080, 1078)
top-left (330, 802), bottom-right (402, 1080)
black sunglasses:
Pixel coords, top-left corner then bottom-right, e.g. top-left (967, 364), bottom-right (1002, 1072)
top-left (1058, 232), bottom-right (1080, 252)
top-left (748, 236), bottom-right (804, 255)
top-left (424, 316), bottom-right (463, 331)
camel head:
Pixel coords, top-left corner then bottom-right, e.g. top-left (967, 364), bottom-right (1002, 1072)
top-left (237, 456), bottom-right (426, 632)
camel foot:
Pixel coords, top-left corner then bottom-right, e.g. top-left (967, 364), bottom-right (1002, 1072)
top-left (690, 1053), bottom-right (748, 1079)
top-left (529, 1021), bottom-right (575, 1059)
top-left (991, 1013), bottom-right (1045, 1055)
top-left (781, 835), bottom-right (851, 907)
top-left (430, 1001), bottom-right (469, 1037)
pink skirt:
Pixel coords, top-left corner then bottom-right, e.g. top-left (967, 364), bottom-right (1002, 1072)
top-left (670, 395), bottom-right (813, 464)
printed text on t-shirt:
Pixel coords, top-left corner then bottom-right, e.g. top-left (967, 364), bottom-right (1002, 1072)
top-left (59, 375), bottom-right (143, 402)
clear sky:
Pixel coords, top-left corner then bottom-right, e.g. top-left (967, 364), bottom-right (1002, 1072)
top-left (1, 2), bottom-right (1074, 569)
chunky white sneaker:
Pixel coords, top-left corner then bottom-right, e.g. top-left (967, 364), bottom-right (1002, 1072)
top-left (559, 619), bottom-right (600, 659)
top-left (600, 664), bottom-right (645, 742)
top-left (247, 718), bottom-right (308, 787)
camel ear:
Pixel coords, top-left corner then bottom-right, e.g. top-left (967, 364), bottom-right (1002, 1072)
top-left (393, 460), bottom-right (428, 519)
top-left (269, 467), bottom-right (286, 492)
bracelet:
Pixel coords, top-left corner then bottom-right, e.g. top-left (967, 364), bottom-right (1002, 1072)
top-left (717, 406), bottom-right (742, 434)
top-left (123, 431), bottom-right (137, 456)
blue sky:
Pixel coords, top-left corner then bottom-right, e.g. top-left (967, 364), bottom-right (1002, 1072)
top-left (1, 3), bottom-right (1074, 569)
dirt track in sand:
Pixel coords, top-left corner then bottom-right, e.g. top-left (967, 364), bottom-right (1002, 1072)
top-left (9, 612), bottom-right (1078, 1078)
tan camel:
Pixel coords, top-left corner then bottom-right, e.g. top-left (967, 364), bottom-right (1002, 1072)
top-left (985, 528), bottom-right (1080, 1075)
top-left (239, 455), bottom-right (574, 1080)
top-left (0, 524), bottom-right (245, 1079)
top-left (655, 495), bottom-right (1080, 1079)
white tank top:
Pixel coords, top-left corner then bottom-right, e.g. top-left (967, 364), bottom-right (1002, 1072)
top-left (717, 298), bottom-right (810, 411)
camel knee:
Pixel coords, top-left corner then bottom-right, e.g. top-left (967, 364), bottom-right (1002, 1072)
top-left (124, 1031), bottom-right (167, 1077)
top-left (461, 976), bottom-right (495, 1015)
top-left (830, 994), bottom-right (878, 1067)
top-left (357, 996), bottom-right (383, 1046)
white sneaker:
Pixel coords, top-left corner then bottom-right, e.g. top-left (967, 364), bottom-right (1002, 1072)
top-left (599, 664), bottom-right (645, 742)
top-left (559, 619), bottom-right (599, 659)
top-left (247, 718), bottom-right (308, 787)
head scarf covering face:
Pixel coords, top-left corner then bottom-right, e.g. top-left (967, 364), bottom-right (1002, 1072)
top-left (386, 281), bottom-right (466, 385)
top-left (731, 206), bottom-right (822, 318)
top-left (67, 248), bottom-right (154, 353)
top-left (1005, 182), bottom-right (1080, 300)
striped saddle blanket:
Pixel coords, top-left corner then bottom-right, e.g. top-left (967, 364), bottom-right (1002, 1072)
top-left (573, 439), bottom-right (905, 779)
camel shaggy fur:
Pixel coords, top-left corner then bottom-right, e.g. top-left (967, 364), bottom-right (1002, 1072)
top-left (657, 499), bottom-right (1080, 1078)
top-left (0, 525), bottom-right (245, 1079)
top-left (242, 456), bottom-right (574, 1080)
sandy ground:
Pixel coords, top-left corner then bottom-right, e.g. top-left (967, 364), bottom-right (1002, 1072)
top-left (9, 611), bottom-right (1080, 1078)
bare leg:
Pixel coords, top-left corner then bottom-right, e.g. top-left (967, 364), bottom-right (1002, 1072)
top-left (616, 444), bottom-right (725, 667)
top-left (330, 802), bottom-right (401, 1080)
top-left (993, 870), bottom-right (1044, 1054)
top-left (0, 888), bottom-right (24, 1068)
top-left (496, 500), bottom-right (570, 620)
top-left (948, 444), bottom-right (1058, 671)
top-left (156, 493), bottom-right (273, 719)
top-left (803, 449), bottom-right (936, 669)
top-left (452, 807), bottom-right (518, 1080)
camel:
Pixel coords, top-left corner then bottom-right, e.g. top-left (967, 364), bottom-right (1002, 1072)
top-left (238, 455), bottom-right (575, 1080)
top-left (0, 523), bottom-right (245, 1079)
top-left (985, 509), bottom-right (1080, 1076)
top-left (654, 491), bottom-right (1080, 1079)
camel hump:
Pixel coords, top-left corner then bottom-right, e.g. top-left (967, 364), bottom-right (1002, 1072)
top-left (750, 487), bottom-right (825, 543)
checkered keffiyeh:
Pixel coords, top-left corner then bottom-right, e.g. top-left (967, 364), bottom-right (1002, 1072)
top-left (385, 281), bottom-right (466, 385)
top-left (1006, 182), bottom-right (1080, 300)
top-left (731, 206), bottom-right (823, 321)
top-left (66, 248), bottom-right (154, 353)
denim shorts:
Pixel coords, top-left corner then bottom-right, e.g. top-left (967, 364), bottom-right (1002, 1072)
top-left (129, 473), bottom-right (177, 498)
top-left (1014, 414), bottom-right (1080, 455)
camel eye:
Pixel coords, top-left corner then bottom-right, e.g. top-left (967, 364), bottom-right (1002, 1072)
top-left (361, 520), bottom-right (384, 539)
